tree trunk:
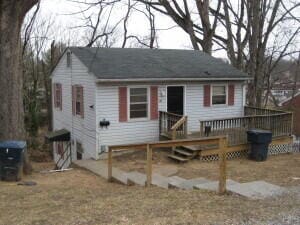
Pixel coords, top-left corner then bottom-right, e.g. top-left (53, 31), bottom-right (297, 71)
top-left (0, 0), bottom-right (38, 139)
top-left (0, 0), bottom-right (38, 173)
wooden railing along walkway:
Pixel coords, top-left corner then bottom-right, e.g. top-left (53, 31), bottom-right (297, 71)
top-left (108, 136), bottom-right (228, 194)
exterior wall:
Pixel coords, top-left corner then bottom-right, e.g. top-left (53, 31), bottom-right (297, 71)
top-left (186, 82), bottom-right (244, 131)
top-left (52, 51), bottom-right (97, 160)
top-left (96, 81), bottom-right (245, 152)
top-left (95, 84), bottom-right (164, 155)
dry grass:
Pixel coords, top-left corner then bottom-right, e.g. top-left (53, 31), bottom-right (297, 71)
top-left (0, 156), bottom-right (299, 225)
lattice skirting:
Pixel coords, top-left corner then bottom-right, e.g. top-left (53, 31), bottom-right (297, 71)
top-left (269, 143), bottom-right (300, 155)
top-left (200, 143), bottom-right (300, 162)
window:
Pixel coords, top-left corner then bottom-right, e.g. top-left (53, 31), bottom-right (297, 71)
top-left (54, 83), bottom-right (62, 110)
top-left (72, 85), bottom-right (84, 117)
top-left (212, 85), bottom-right (227, 105)
top-left (129, 87), bottom-right (148, 119)
top-left (67, 52), bottom-right (71, 67)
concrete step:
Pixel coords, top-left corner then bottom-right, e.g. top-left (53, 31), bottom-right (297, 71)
top-left (168, 154), bottom-right (189, 162)
top-left (174, 148), bottom-right (194, 157)
top-left (127, 171), bottom-right (147, 186)
top-left (73, 160), bottom-right (108, 178)
top-left (170, 177), bottom-right (211, 190)
top-left (194, 179), bottom-right (240, 191)
top-left (112, 169), bottom-right (129, 185)
top-left (226, 181), bottom-right (287, 200)
top-left (151, 173), bottom-right (169, 189)
top-left (168, 176), bottom-right (187, 189)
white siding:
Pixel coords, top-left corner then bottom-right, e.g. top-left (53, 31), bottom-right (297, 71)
top-left (96, 82), bottom-right (245, 149)
top-left (185, 82), bottom-right (244, 132)
top-left (96, 85), bottom-right (164, 149)
top-left (52, 51), bottom-right (97, 160)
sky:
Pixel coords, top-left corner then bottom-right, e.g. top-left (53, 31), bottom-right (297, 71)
top-left (38, 0), bottom-right (194, 49)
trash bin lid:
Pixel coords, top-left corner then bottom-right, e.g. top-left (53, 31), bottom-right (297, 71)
top-left (247, 129), bottom-right (272, 134)
top-left (0, 141), bottom-right (26, 150)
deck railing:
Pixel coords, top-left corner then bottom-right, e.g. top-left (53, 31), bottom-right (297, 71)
top-left (244, 106), bottom-right (287, 116)
top-left (159, 111), bottom-right (187, 139)
top-left (200, 107), bottom-right (293, 146)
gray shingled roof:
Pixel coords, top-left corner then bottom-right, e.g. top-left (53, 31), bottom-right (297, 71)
top-left (69, 47), bottom-right (250, 80)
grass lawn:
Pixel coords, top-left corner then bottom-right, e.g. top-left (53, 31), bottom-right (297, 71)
top-left (0, 154), bottom-right (299, 225)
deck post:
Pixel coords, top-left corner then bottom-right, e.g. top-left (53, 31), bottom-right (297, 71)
top-left (108, 147), bottom-right (113, 182)
top-left (218, 137), bottom-right (227, 194)
top-left (146, 144), bottom-right (152, 187)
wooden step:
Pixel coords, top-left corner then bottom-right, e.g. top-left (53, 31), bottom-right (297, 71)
top-left (182, 145), bottom-right (203, 152)
top-left (174, 148), bottom-right (193, 157)
top-left (168, 154), bottom-right (189, 162)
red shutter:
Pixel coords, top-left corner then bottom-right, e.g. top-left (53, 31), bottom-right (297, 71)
top-left (72, 85), bottom-right (75, 115)
top-left (80, 86), bottom-right (84, 118)
top-left (228, 84), bottom-right (235, 106)
top-left (203, 85), bottom-right (211, 107)
top-left (119, 87), bottom-right (127, 122)
top-left (53, 83), bottom-right (57, 108)
top-left (150, 86), bottom-right (158, 120)
top-left (59, 84), bottom-right (62, 110)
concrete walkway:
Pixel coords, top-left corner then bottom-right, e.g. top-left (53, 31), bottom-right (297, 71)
top-left (73, 159), bottom-right (287, 199)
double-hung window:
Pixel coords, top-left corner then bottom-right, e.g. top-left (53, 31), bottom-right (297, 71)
top-left (212, 85), bottom-right (227, 105)
top-left (129, 88), bottom-right (148, 119)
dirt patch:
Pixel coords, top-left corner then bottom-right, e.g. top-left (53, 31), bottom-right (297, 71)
top-left (112, 149), bottom-right (300, 187)
top-left (0, 162), bottom-right (299, 225)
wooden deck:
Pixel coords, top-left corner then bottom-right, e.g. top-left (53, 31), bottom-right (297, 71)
top-left (159, 106), bottom-right (293, 162)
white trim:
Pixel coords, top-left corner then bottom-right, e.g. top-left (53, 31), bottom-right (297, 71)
top-left (210, 84), bottom-right (228, 106)
top-left (166, 85), bottom-right (186, 115)
top-left (127, 86), bottom-right (150, 122)
top-left (96, 77), bottom-right (251, 83)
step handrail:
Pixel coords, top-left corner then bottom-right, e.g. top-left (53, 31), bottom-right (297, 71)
top-left (171, 115), bottom-right (188, 140)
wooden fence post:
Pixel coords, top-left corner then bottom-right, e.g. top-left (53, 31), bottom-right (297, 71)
top-left (146, 144), bottom-right (152, 187)
top-left (108, 147), bottom-right (112, 182)
top-left (218, 137), bottom-right (227, 194)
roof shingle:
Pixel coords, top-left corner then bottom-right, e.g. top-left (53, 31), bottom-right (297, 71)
top-left (70, 47), bottom-right (250, 80)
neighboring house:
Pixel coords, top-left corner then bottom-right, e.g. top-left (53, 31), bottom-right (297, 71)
top-left (267, 81), bottom-right (300, 106)
top-left (279, 91), bottom-right (300, 136)
top-left (49, 47), bottom-right (251, 165)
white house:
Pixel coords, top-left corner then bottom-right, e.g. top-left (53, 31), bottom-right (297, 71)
top-left (49, 47), bottom-right (250, 166)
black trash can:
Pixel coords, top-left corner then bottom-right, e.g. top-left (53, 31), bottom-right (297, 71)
top-left (247, 129), bottom-right (272, 161)
top-left (0, 141), bottom-right (26, 181)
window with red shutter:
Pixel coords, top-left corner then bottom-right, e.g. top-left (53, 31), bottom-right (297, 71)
top-left (212, 85), bottom-right (227, 105)
top-left (129, 87), bottom-right (148, 119)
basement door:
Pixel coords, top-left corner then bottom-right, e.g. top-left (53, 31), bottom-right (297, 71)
top-left (167, 86), bottom-right (184, 115)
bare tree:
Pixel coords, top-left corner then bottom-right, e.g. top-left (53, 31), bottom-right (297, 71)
top-left (139, 0), bottom-right (300, 106)
top-left (137, 0), bottom-right (222, 53)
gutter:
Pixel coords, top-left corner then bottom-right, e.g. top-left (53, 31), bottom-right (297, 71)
top-left (96, 77), bottom-right (253, 83)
